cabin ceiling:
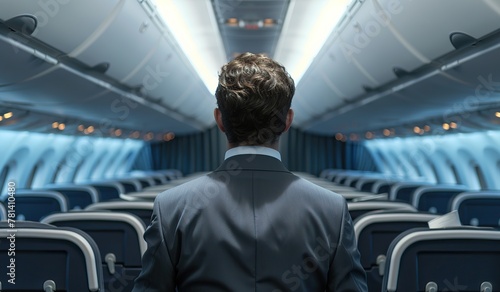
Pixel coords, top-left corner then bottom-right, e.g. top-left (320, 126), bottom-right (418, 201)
top-left (1, 0), bottom-right (500, 141)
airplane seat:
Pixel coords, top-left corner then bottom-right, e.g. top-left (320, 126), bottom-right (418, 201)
top-left (84, 182), bottom-right (125, 202)
top-left (0, 221), bottom-right (104, 291)
top-left (355, 178), bottom-right (377, 192)
top-left (85, 201), bottom-right (154, 227)
top-left (353, 211), bottom-right (439, 292)
top-left (347, 201), bottom-right (417, 221)
top-left (412, 185), bottom-right (469, 214)
top-left (381, 227), bottom-right (500, 292)
top-left (389, 182), bottom-right (434, 202)
top-left (1, 190), bottom-right (68, 221)
top-left (42, 212), bottom-right (147, 292)
top-left (41, 185), bottom-right (99, 210)
top-left (450, 191), bottom-right (500, 228)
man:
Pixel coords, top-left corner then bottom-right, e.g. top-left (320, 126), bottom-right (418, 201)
top-left (133, 53), bottom-right (367, 291)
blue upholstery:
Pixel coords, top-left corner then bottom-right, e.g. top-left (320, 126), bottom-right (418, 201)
top-left (389, 182), bottom-right (433, 202)
top-left (354, 212), bottom-right (438, 292)
top-left (42, 212), bottom-right (146, 292)
top-left (0, 221), bottom-right (104, 291)
top-left (42, 185), bottom-right (99, 210)
top-left (412, 185), bottom-right (469, 214)
top-left (382, 227), bottom-right (500, 292)
top-left (451, 191), bottom-right (500, 228)
top-left (1, 190), bottom-right (68, 221)
top-left (84, 182), bottom-right (125, 202)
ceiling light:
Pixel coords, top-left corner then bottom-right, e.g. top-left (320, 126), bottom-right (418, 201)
top-left (163, 132), bottom-right (175, 141)
top-left (365, 132), bottom-right (374, 139)
top-left (78, 125), bottom-right (85, 132)
top-left (495, 112), bottom-right (500, 118)
top-left (144, 132), bottom-right (154, 141)
top-left (450, 122), bottom-right (457, 129)
top-left (442, 123), bottom-right (450, 130)
top-left (155, 0), bottom-right (226, 94)
top-left (226, 18), bottom-right (238, 26)
top-left (52, 122), bottom-right (59, 129)
top-left (413, 126), bottom-right (421, 134)
top-left (131, 131), bottom-right (140, 139)
top-left (114, 129), bottom-right (122, 137)
top-left (57, 123), bottom-right (65, 131)
top-left (86, 126), bottom-right (95, 134)
top-left (274, 0), bottom-right (351, 83)
top-left (424, 125), bottom-right (431, 132)
top-left (383, 129), bottom-right (391, 136)
top-left (3, 112), bottom-right (13, 119)
top-left (335, 133), bottom-right (344, 141)
top-left (0, 116), bottom-right (3, 121)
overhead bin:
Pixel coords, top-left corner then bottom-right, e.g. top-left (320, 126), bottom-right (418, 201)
top-left (379, 0), bottom-right (500, 61)
top-left (0, 0), bottom-right (122, 54)
top-left (75, 0), bottom-right (163, 81)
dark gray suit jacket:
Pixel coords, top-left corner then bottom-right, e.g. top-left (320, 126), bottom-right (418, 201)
top-left (133, 154), bottom-right (367, 291)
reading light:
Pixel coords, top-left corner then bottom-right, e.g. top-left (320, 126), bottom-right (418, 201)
top-left (383, 129), bottom-right (391, 136)
top-left (450, 122), bottom-right (457, 129)
top-left (3, 112), bottom-right (13, 119)
top-left (443, 123), bottom-right (450, 130)
top-left (413, 126), bottom-right (421, 134)
top-left (57, 123), bottom-right (65, 131)
top-left (335, 133), bottom-right (344, 141)
top-left (365, 132), bottom-right (374, 139)
top-left (495, 112), bottom-right (500, 118)
top-left (52, 122), bottom-right (59, 129)
top-left (78, 125), bottom-right (85, 132)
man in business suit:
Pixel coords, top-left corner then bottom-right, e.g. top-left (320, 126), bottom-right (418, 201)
top-left (133, 53), bottom-right (367, 291)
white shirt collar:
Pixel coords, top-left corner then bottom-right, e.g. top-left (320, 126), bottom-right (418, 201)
top-left (224, 146), bottom-right (281, 161)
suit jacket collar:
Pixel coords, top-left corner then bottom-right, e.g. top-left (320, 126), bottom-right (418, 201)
top-left (215, 154), bottom-right (290, 172)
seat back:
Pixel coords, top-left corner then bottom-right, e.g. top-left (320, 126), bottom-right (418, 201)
top-left (85, 201), bottom-right (154, 226)
top-left (450, 191), bottom-right (500, 228)
top-left (389, 182), bottom-right (433, 202)
top-left (42, 212), bottom-right (146, 292)
top-left (382, 228), bottom-right (500, 292)
top-left (2, 190), bottom-right (68, 221)
top-left (412, 185), bottom-right (468, 214)
top-left (85, 182), bottom-right (125, 202)
top-left (348, 201), bottom-right (417, 221)
top-left (42, 185), bottom-right (99, 210)
top-left (0, 221), bottom-right (104, 291)
top-left (354, 212), bottom-right (438, 292)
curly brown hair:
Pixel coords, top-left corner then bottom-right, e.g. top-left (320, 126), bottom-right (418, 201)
top-left (215, 53), bottom-right (295, 146)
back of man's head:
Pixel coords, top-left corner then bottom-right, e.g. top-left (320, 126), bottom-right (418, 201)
top-left (215, 52), bottom-right (295, 146)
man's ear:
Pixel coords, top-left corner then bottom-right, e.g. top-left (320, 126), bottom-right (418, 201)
top-left (283, 109), bottom-right (294, 132)
top-left (214, 108), bottom-right (225, 132)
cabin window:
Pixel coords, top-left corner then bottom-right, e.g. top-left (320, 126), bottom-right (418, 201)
top-left (427, 159), bottom-right (440, 183)
top-left (25, 162), bottom-right (42, 188)
top-left (69, 160), bottom-right (84, 182)
top-left (50, 160), bottom-right (65, 183)
top-left (474, 164), bottom-right (487, 189)
top-left (375, 150), bottom-right (392, 173)
top-left (410, 159), bottom-right (423, 177)
top-left (449, 162), bottom-right (461, 184)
